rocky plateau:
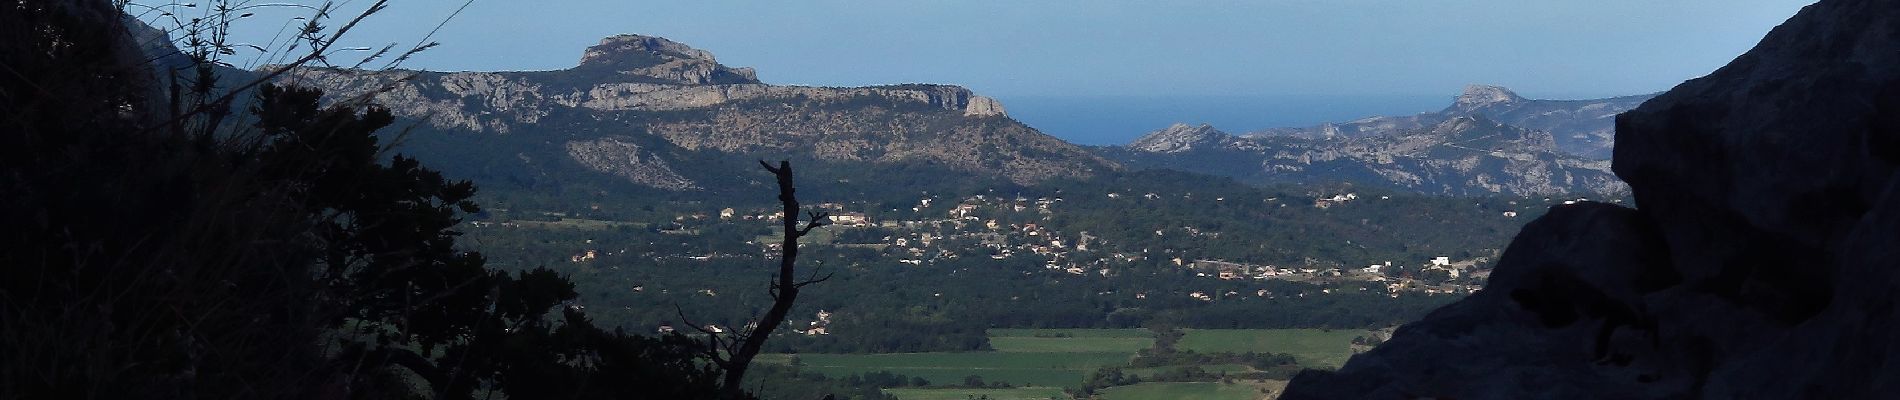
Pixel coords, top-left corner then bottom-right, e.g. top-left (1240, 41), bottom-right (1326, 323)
top-left (272, 34), bottom-right (1104, 189)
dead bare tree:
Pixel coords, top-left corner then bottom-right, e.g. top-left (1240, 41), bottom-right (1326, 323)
top-left (680, 160), bottom-right (833, 399)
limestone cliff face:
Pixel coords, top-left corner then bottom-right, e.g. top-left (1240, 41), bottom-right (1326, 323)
top-left (1282, 0), bottom-right (1900, 397)
top-left (272, 33), bottom-right (1075, 189)
top-left (638, 99), bottom-right (1097, 183)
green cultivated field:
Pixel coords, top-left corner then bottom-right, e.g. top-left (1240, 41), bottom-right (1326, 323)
top-left (883, 387), bottom-right (1068, 400)
top-left (1097, 382), bottom-right (1263, 400)
top-left (988, 327), bottom-right (1147, 352)
top-left (1176, 329), bottom-right (1368, 368)
top-left (1123, 364), bottom-right (1253, 378)
top-left (988, 329), bottom-right (1153, 353)
top-left (988, 328), bottom-right (1153, 338)
top-left (987, 336), bottom-right (1152, 353)
top-left (775, 351), bottom-right (1133, 387)
top-left (767, 328), bottom-right (1358, 398)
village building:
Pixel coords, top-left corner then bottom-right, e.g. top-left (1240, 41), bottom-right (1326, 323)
top-left (570, 249), bottom-right (598, 263)
top-left (829, 212), bottom-right (869, 226)
top-left (951, 203), bottom-right (979, 219)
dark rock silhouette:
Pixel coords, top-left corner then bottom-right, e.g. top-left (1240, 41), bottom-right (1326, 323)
top-left (1282, 0), bottom-right (1900, 398)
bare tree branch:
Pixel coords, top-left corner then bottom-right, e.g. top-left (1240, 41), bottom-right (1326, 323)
top-left (675, 304), bottom-right (730, 367)
top-left (796, 211), bottom-right (831, 236)
top-left (710, 160), bottom-right (827, 399)
top-left (793, 273), bottom-right (834, 289)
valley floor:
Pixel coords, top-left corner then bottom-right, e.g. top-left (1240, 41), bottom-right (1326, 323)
top-left (762, 328), bottom-right (1374, 400)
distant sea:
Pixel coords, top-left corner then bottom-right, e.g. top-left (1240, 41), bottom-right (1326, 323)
top-left (997, 95), bottom-right (1449, 146)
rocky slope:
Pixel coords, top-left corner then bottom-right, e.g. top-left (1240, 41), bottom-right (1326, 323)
top-left (1108, 115), bottom-right (1628, 197)
top-left (1251, 85), bottom-right (1653, 159)
top-left (1282, 0), bottom-right (1900, 397)
top-left (1124, 123), bottom-right (1260, 153)
top-left (271, 34), bottom-right (1106, 189)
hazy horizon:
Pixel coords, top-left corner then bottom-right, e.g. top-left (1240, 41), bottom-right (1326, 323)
top-left (174, 0), bottom-right (1813, 145)
top-left (999, 94), bottom-right (1442, 145)
top-left (1002, 88), bottom-right (1653, 146)
top-left (204, 1), bottom-right (1813, 94)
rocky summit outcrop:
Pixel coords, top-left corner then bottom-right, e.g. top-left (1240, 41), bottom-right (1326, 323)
top-left (271, 33), bottom-right (1073, 189)
top-left (1282, 0), bottom-right (1900, 398)
top-left (1126, 123), bottom-right (1258, 153)
top-left (575, 34), bottom-right (760, 85)
top-left (1250, 85), bottom-right (1653, 159)
top-left (1452, 84), bottom-right (1525, 109)
top-left (1107, 116), bottom-right (1628, 197)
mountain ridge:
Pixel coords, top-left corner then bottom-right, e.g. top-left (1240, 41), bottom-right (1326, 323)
top-left (1109, 110), bottom-right (1629, 197)
top-left (1248, 84), bottom-right (1655, 159)
top-left (271, 33), bottom-right (1096, 189)
top-left (1125, 123), bottom-right (1259, 153)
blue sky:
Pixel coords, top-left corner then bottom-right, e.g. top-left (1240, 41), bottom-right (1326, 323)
top-left (188, 0), bottom-right (1815, 142)
top-left (212, 0), bottom-right (1814, 97)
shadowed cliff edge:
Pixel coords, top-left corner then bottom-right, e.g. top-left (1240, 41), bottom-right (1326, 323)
top-left (1282, 0), bottom-right (1900, 398)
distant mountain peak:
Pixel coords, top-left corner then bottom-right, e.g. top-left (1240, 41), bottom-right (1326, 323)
top-left (574, 34), bottom-right (759, 85)
top-left (1128, 123), bottom-right (1245, 153)
top-left (1454, 84), bottom-right (1525, 109)
top-left (1244, 85), bottom-right (1650, 159)
top-left (582, 34), bottom-right (716, 64)
top-left (1169, 122), bottom-right (1217, 132)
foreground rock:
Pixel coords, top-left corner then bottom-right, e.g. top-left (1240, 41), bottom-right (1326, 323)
top-left (1283, 0), bottom-right (1900, 398)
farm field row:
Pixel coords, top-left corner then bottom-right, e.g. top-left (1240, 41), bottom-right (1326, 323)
top-left (761, 328), bottom-right (1369, 399)
top-left (781, 351), bottom-right (1134, 387)
top-left (1177, 328), bottom-right (1365, 368)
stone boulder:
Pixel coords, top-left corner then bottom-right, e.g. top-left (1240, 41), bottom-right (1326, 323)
top-left (1282, 0), bottom-right (1900, 398)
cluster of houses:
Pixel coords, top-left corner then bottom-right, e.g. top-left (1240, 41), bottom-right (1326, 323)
top-left (655, 310), bottom-right (836, 337)
top-left (569, 249), bottom-right (598, 263)
top-left (733, 193), bottom-right (1491, 297)
top-left (792, 310), bottom-right (833, 336)
top-left (1313, 193), bottom-right (1360, 209)
top-left (1172, 254), bottom-right (1486, 299)
top-left (570, 190), bottom-right (1498, 320)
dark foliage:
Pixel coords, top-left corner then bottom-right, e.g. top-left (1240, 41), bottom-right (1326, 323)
top-left (0, 3), bottom-right (740, 399)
